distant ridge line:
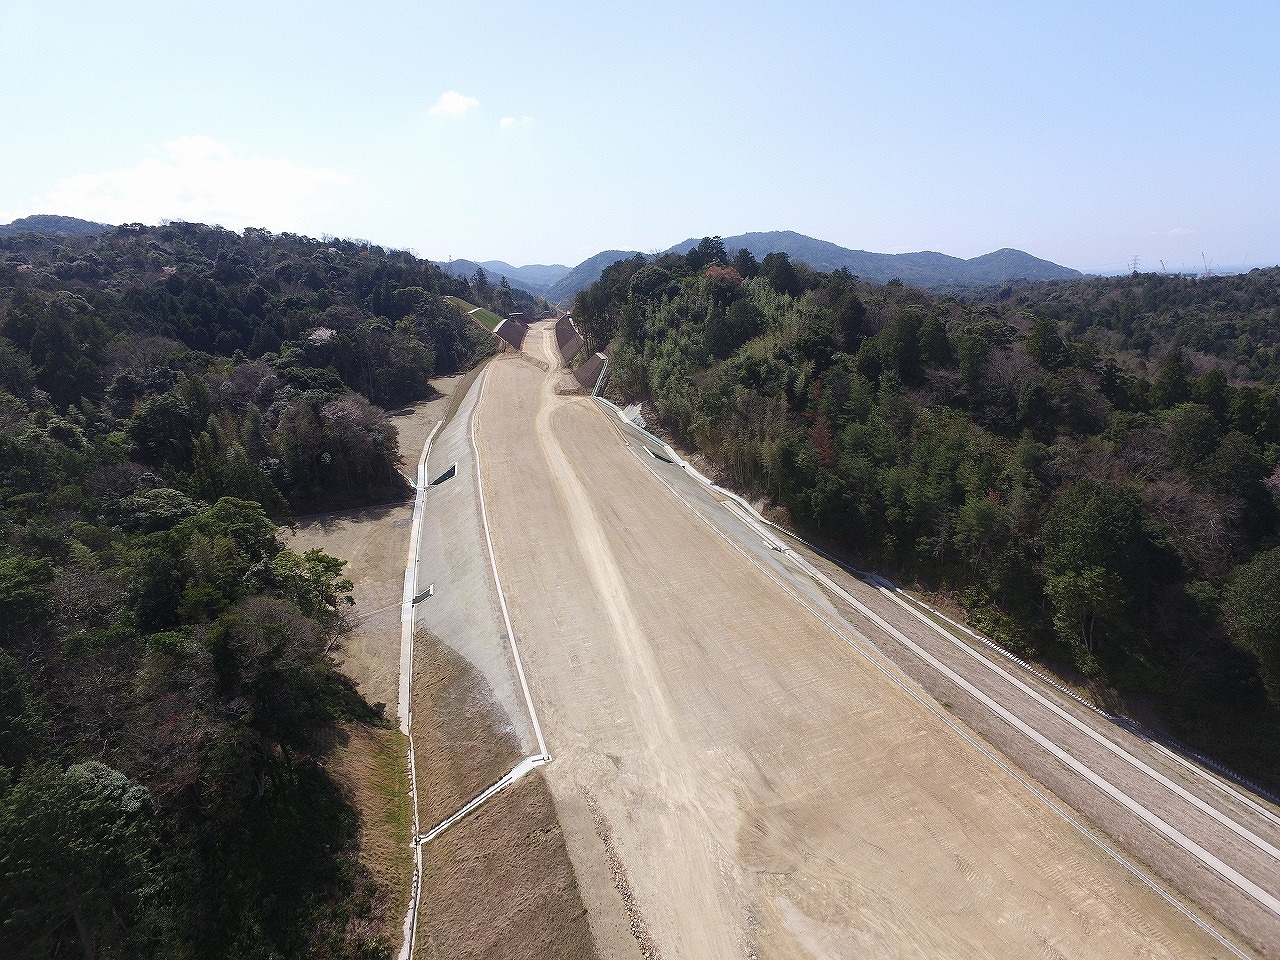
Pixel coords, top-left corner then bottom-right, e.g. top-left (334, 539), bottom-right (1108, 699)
top-left (0, 214), bottom-right (114, 238)
top-left (438, 230), bottom-right (1082, 302)
top-left (0, 216), bottom-right (1079, 300)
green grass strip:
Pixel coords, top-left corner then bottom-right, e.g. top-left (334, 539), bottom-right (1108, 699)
top-left (444, 296), bottom-right (504, 332)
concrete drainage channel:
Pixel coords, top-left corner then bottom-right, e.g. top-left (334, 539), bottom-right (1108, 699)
top-left (413, 754), bottom-right (551, 847)
top-left (397, 419), bottom-right (441, 960)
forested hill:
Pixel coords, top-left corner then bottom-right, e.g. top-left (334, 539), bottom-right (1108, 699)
top-left (666, 231), bottom-right (1083, 287)
top-left (972, 269), bottom-right (1280, 385)
top-left (576, 238), bottom-right (1280, 788)
top-left (0, 214), bottom-right (113, 238)
top-left (0, 220), bottom-right (549, 510)
top-left (0, 221), bottom-right (537, 958)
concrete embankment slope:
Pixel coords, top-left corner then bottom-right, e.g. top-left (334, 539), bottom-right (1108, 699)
top-left (554, 314), bottom-right (584, 363)
top-left (412, 372), bottom-right (531, 766)
top-left (573, 352), bottom-right (606, 392)
top-left (493, 317), bottom-right (527, 350)
top-left (407, 358), bottom-right (596, 960)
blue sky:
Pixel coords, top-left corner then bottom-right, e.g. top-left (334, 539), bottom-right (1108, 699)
top-left (2, 0), bottom-right (1277, 274)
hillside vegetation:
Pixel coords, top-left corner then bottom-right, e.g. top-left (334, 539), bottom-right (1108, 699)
top-left (975, 269), bottom-right (1280, 385)
top-left (577, 239), bottom-right (1280, 787)
top-left (0, 221), bottom-right (536, 959)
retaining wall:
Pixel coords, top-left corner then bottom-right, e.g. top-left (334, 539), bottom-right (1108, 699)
top-left (554, 315), bottom-right (584, 363)
top-left (574, 352), bottom-right (606, 392)
top-left (493, 318), bottom-right (528, 350)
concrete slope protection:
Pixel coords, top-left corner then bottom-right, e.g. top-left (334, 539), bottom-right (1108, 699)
top-left (553, 313), bottom-right (584, 364)
top-left (458, 320), bottom-right (1273, 959)
top-left (410, 373), bottom-right (537, 769)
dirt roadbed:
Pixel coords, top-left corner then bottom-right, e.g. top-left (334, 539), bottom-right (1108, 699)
top-left (462, 324), bottom-right (1248, 959)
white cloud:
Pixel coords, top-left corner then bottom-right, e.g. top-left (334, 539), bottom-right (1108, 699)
top-left (428, 91), bottom-right (480, 117)
top-left (15, 136), bottom-right (352, 230)
top-left (499, 116), bottom-right (534, 130)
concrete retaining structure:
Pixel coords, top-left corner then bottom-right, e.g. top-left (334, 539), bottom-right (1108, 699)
top-left (574, 351), bottom-right (607, 392)
top-left (554, 315), bottom-right (584, 363)
top-left (493, 317), bottom-right (528, 350)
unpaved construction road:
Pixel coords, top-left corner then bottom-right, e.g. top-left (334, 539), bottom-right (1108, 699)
top-left (417, 321), bottom-right (1280, 958)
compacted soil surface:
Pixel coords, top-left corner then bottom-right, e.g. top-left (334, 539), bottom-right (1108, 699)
top-left (295, 336), bottom-right (1278, 959)
top-left (292, 370), bottom-right (599, 959)
top-left (451, 323), bottom-right (1259, 959)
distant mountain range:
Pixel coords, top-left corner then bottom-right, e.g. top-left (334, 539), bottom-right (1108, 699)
top-left (434, 257), bottom-right (573, 297)
top-left (668, 231), bottom-right (1082, 289)
top-left (0, 214), bottom-right (113, 238)
top-left (437, 230), bottom-right (1082, 303)
top-left (0, 217), bottom-right (1081, 300)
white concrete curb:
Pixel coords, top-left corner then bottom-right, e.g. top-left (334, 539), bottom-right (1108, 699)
top-left (397, 418), bottom-right (441, 960)
top-left (415, 754), bottom-right (551, 846)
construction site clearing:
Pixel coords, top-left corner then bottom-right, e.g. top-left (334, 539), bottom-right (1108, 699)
top-left (300, 321), bottom-right (1280, 959)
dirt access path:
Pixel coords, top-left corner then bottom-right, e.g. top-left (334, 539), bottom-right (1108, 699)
top-left (468, 322), bottom-right (1235, 959)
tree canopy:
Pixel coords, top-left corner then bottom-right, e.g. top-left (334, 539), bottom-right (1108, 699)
top-left (578, 240), bottom-right (1280, 788)
top-left (0, 221), bottom-right (535, 958)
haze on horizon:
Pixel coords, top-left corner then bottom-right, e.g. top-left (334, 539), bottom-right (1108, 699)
top-left (2, 0), bottom-right (1277, 276)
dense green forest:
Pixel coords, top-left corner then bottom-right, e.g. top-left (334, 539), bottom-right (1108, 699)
top-left (0, 221), bottom-right (536, 958)
top-left (576, 239), bottom-right (1280, 787)
top-left (973, 269), bottom-right (1280, 384)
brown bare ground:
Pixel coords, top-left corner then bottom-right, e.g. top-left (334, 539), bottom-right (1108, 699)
top-left (390, 376), bottom-right (467, 469)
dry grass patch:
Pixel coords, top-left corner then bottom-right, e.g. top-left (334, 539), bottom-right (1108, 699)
top-left (327, 721), bottom-right (414, 948)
